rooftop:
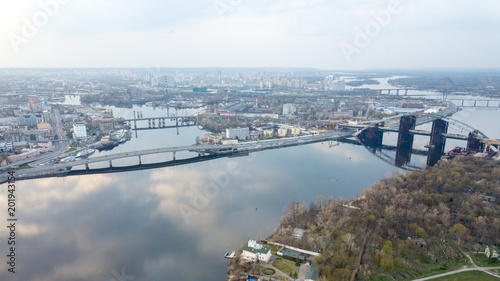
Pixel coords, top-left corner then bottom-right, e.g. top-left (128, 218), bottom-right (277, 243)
top-left (241, 240), bottom-right (270, 255)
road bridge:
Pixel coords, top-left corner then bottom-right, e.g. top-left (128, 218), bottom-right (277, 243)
top-left (376, 88), bottom-right (410, 95)
top-left (0, 132), bottom-right (352, 184)
top-left (450, 99), bottom-right (500, 108)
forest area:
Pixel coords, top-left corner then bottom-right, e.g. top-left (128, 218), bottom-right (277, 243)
top-left (268, 156), bottom-right (500, 280)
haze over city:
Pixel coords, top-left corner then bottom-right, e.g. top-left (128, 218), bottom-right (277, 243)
top-left (1, 0), bottom-right (500, 69)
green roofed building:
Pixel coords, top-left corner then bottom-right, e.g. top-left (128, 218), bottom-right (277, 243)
top-left (305, 262), bottom-right (317, 281)
top-left (241, 240), bottom-right (272, 263)
top-left (277, 246), bottom-right (314, 263)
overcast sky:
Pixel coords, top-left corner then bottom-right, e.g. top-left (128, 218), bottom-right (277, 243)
top-left (1, 0), bottom-right (499, 69)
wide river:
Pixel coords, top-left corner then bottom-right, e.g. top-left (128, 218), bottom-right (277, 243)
top-left (0, 90), bottom-right (499, 280)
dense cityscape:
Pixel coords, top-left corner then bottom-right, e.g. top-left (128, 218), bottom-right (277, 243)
top-left (0, 69), bottom-right (461, 172)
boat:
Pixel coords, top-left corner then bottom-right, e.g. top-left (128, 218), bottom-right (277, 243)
top-left (118, 138), bottom-right (127, 144)
top-left (76, 148), bottom-right (95, 158)
top-left (224, 251), bottom-right (236, 259)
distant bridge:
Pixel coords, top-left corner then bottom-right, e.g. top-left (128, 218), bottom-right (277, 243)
top-left (450, 99), bottom-right (500, 108)
top-left (376, 88), bottom-right (410, 95)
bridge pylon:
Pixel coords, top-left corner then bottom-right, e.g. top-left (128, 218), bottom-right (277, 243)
top-left (396, 115), bottom-right (416, 167)
top-left (427, 119), bottom-right (449, 166)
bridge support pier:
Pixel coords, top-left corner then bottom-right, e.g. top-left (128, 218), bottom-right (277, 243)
top-left (396, 89), bottom-right (400, 95)
top-left (426, 119), bottom-right (449, 167)
top-left (358, 122), bottom-right (384, 150)
top-left (134, 111), bottom-right (138, 138)
top-left (396, 115), bottom-right (416, 167)
top-left (197, 151), bottom-right (201, 157)
top-left (173, 152), bottom-right (176, 160)
top-left (467, 132), bottom-right (484, 152)
top-left (85, 163), bottom-right (89, 171)
top-left (109, 160), bottom-right (113, 168)
top-left (138, 155), bottom-right (142, 165)
top-left (405, 89), bottom-right (408, 96)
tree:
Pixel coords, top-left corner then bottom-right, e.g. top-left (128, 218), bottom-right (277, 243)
top-left (449, 223), bottom-right (470, 244)
top-left (380, 241), bottom-right (395, 270)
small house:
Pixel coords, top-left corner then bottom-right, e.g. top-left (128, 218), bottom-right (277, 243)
top-left (241, 240), bottom-right (272, 263)
top-left (485, 246), bottom-right (499, 259)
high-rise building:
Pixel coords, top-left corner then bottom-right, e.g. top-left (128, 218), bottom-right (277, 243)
top-left (283, 104), bottom-right (296, 116)
top-left (324, 75), bottom-right (346, 91)
top-left (73, 122), bottom-right (87, 139)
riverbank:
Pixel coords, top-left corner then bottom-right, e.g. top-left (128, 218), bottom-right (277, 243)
top-left (229, 156), bottom-right (500, 280)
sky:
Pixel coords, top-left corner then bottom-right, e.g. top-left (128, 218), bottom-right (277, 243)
top-left (0, 0), bottom-right (499, 69)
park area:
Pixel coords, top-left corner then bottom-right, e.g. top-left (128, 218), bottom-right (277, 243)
top-left (433, 270), bottom-right (499, 280)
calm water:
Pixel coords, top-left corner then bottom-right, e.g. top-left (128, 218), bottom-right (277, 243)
top-left (0, 103), bottom-right (499, 280)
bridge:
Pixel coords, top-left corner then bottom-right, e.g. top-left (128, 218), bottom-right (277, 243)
top-left (340, 110), bottom-right (497, 169)
top-left (1, 105), bottom-right (497, 184)
top-left (376, 88), bottom-right (410, 96)
top-left (450, 99), bottom-right (500, 108)
top-left (0, 132), bottom-right (352, 184)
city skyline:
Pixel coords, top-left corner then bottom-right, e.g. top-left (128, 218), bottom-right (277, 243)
top-left (1, 0), bottom-right (499, 69)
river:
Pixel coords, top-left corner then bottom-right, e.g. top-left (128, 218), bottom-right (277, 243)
top-left (0, 89), bottom-right (499, 280)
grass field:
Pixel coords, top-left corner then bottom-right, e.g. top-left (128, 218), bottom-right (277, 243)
top-left (272, 257), bottom-right (299, 278)
top-left (470, 253), bottom-right (499, 267)
top-left (433, 270), bottom-right (499, 281)
top-left (262, 268), bottom-right (276, 275)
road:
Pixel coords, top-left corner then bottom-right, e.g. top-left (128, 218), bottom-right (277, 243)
top-left (413, 266), bottom-right (500, 280)
top-left (414, 251), bottom-right (500, 280)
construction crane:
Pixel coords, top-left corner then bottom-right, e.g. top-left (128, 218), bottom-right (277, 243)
top-left (481, 139), bottom-right (500, 154)
top-left (326, 116), bottom-right (343, 129)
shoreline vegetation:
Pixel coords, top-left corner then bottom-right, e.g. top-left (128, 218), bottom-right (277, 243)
top-left (228, 156), bottom-right (500, 280)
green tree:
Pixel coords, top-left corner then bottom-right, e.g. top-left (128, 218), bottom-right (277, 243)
top-left (380, 240), bottom-right (395, 270)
